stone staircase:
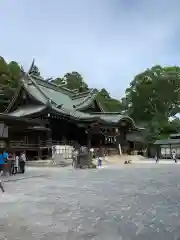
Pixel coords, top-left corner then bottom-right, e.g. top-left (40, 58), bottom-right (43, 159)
top-left (98, 154), bottom-right (146, 165)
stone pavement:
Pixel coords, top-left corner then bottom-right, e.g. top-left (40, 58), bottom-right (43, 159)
top-left (1, 164), bottom-right (180, 239)
top-left (0, 166), bottom-right (49, 182)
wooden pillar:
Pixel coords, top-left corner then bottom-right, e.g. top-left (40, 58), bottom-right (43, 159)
top-left (38, 136), bottom-right (41, 160)
top-left (47, 130), bottom-right (52, 158)
top-left (87, 131), bottom-right (92, 164)
top-left (87, 131), bottom-right (91, 149)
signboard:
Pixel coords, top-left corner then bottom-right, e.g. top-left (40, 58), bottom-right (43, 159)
top-left (0, 123), bottom-right (8, 138)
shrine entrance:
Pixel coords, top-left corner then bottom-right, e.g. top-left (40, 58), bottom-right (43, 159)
top-left (86, 123), bottom-right (121, 154)
top-left (86, 120), bottom-right (136, 155)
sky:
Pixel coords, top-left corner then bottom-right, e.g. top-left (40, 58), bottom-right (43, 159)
top-left (0, 0), bottom-right (180, 99)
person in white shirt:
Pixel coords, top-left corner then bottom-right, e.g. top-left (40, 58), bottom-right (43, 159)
top-left (15, 155), bottom-right (19, 174)
top-left (20, 152), bottom-right (26, 173)
top-left (72, 148), bottom-right (79, 168)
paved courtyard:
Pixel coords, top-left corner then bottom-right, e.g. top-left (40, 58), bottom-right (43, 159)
top-left (1, 164), bottom-right (180, 239)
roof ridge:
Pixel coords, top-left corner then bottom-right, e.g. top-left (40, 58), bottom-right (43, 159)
top-left (28, 75), bottom-right (58, 106)
top-left (90, 112), bottom-right (122, 114)
top-left (95, 98), bottom-right (105, 112)
top-left (74, 89), bottom-right (98, 108)
top-left (71, 89), bottom-right (94, 99)
top-left (4, 82), bottom-right (22, 113)
top-left (31, 75), bottom-right (75, 96)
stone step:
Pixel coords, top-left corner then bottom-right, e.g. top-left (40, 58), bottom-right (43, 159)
top-left (26, 159), bottom-right (72, 167)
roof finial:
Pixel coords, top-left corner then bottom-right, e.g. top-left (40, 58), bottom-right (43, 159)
top-left (28, 58), bottom-right (35, 74)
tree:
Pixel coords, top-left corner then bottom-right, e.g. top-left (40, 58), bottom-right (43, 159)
top-left (124, 65), bottom-right (180, 122)
top-left (52, 77), bottom-right (65, 85)
top-left (0, 57), bottom-right (22, 111)
top-left (99, 88), bottom-right (110, 99)
top-left (0, 57), bottom-right (10, 86)
top-left (8, 61), bottom-right (21, 87)
top-left (54, 71), bottom-right (88, 92)
top-left (122, 65), bottom-right (180, 142)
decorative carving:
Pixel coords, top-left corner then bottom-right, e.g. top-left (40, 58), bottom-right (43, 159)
top-left (87, 125), bottom-right (120, 137)
top-left (99, 127), bottom-right (120, 137)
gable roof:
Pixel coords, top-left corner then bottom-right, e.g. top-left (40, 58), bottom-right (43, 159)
top-left (154, 139), bottom-right (180, 145)
top-left (5, 71), bottom-right (138, 128)
top-left (25, 74), bottom-right (99, 111)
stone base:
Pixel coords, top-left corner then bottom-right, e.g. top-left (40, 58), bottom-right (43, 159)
top-left (26, 159), bottom-right (72, 167)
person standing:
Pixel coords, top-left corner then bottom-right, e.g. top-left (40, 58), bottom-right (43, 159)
top-left (3, 150), bottom-right (9, 176)
top-left (0, 152), bottom-right (5, 192)
top-left (155, 154), bottom-right (159, 163)
top-left (7, 152), bottom-right (14, 175)
top-left (0, 150), bottom-right (8, 193)
top-left (90, 148), bottom-right (94, 159)
top-left (97, 144), bottom-right (104, 168)
top-left (72, 148), bottom-right (79, 168)
top-left (14, 154), bottom-right (19, 174)
top-left (0, 152), bottom-right (5, 173)
top-left (0, 168), bottom-right (5, 193)
top-left (172, 151), bottom-right (177, 163)
top-left (19, 152), bottom-right (26, 173)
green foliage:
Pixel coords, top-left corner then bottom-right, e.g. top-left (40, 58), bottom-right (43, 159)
top-left (123, 65), bottom-right (180, 142)
top-left (99, 88), bottom-right (110, 99)
top-left (0, 57), bottom-right (21, 111)
top-left (124, 65), bottom-right (180, 121)
top-left (0, 57), bottom-right (21, 88)
top-left (52, 71), bottom-right (88, 92)
top-left (97, 93), bottom-right (122, 112)
top-left (8, 61), bottom-right (21, 87)
top-left (53, 77), bottom-right (64, 85)
top-left (52, 72), bottom-right (121, 112)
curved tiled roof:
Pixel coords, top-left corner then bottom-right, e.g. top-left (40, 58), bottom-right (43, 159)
top-left (23, 74), bottom-right (97, 111)
top-left (6, 72), bottom-right (138, 128)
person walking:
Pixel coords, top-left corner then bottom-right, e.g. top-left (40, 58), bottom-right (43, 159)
top-left (19, 152), bottom-right (26, 173)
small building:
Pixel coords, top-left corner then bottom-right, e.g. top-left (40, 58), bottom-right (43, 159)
top-left (154, 133), bottom-right (180, 158)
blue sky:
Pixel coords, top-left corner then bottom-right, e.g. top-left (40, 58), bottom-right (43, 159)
top-left (0, 0), bottom-right (180, 98)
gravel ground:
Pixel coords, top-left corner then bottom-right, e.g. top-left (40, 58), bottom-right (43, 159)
top-left (1, 164), bottom-right (180, 240)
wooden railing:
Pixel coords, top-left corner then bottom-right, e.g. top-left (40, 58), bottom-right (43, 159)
top-left (9, 140), bottom-right (119, 153)
top-left (9, 140), bottom-right (52, 149)
top-left (8, 140), bottom-right (75, 149)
